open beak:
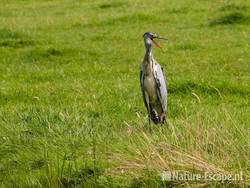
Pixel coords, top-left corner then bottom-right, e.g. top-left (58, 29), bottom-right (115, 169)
top-left (151, 38), bottom-right (162, 49)
top-left (157, 36), bottom-right (168, 40)
top-left (151, 35), bottom-right (168, 49)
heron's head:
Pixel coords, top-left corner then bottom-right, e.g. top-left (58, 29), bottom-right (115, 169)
top-left (143, 32), bottom-right (167, 49)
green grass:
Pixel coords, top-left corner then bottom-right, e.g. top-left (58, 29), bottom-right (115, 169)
top-left (0, 0), bottom-right (250, 187)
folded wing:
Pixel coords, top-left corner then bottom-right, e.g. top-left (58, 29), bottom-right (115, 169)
top-left (153, 63), bottom-right (167, 113)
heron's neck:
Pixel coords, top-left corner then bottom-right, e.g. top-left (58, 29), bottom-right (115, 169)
top-left (143, 46), bottom-right (154, 75)
top-left (144, 46), bottom-right (153, 64)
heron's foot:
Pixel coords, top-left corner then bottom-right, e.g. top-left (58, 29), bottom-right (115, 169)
top-left (160, 113), bottom-right (168, 126)
top-left (163, 119), bottom-right (168, 126)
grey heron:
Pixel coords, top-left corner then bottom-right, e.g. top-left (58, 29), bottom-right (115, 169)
top-left (140, 32), bottom-right (168, 124)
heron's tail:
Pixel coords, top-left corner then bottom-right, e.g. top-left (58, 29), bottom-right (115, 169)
top-left (150, 109), bottom-right (160, 124)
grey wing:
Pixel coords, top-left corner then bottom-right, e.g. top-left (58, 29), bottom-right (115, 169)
top-left (140, 69), bottom-right (149, 112)
top-left (153, 63), bottom-right (167, 112)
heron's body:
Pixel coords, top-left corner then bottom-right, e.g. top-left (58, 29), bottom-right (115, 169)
top-left (140, 32), bottom-right (167, 124)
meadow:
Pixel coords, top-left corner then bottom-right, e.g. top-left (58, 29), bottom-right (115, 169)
top-left (0, 0), bottom-right (250, 187)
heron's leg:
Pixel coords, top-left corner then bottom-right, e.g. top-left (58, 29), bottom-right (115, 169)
top-left (148, 115), bottom-right (153, 133)
top-left (144, 92), bottom-right (151, 126)
top-left (163, 117), bottom-right (167, 126)
top-left (160, 113), bottom-right (168, 126)
top-left (148, 114), bottom-right (151, 125)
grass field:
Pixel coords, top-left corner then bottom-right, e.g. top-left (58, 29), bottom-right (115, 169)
top-left (0, 0), bottom-right (250, 187)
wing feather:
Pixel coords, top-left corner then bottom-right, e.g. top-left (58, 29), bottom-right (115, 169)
top-left (153, 62), bottom-right (167, 112)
